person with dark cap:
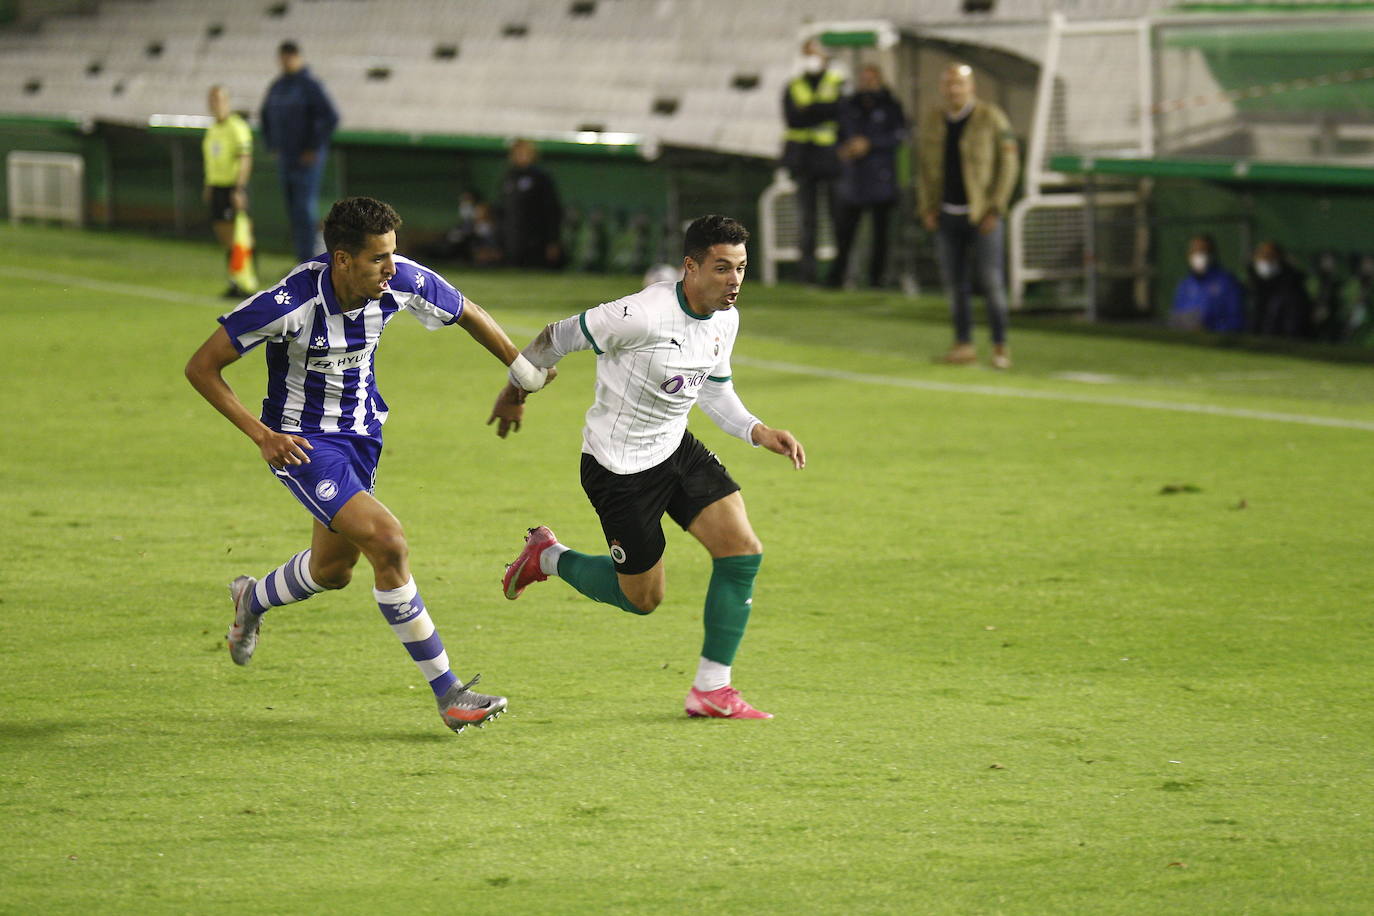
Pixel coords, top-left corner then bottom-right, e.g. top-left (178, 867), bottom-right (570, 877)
top-left (260, 40), bottom-right (339, 261)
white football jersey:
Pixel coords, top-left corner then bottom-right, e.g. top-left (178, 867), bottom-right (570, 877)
top-left (578, 281), bottom-right (739, 474)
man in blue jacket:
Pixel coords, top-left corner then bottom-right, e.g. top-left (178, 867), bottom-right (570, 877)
top-left (260, 41), bottom-right (339, 261)
top-left (1171, 235), bottom-right (1246, 333)
top-left (829, 64), bottom-right (907, 288)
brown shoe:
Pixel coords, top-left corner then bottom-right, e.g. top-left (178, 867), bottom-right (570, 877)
top-left (991, 344), bottom-right (1012, 370)
top-left (939, 343), bottom-right (978, 365)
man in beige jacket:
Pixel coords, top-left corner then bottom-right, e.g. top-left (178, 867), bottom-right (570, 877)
top-left (918, 64), bottom-right (1020, 369)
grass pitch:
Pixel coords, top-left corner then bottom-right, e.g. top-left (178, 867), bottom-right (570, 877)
top-left (1, 223), bottom-right (1372, 914)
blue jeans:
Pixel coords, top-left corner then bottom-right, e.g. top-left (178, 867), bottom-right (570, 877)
top-left (935, 211), bottom-right (1009, 345)
top-left (278, 153), bottom-right (326, 262)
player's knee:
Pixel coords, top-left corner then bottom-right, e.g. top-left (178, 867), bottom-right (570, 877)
top-left (313, 564), bottom-right (353, 590)
top-left (631, 584), bottom-right (665, 614)
top-left (367, 527), bottom-right (409, 570)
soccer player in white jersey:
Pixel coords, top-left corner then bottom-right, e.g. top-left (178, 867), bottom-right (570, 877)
top-left (185, 197), bottom-right (551, 734)
top-left (498, 215), bottom-right (805, 719)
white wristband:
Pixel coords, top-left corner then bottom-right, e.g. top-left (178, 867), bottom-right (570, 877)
top-left (508, 353), bottom-right (548, 392)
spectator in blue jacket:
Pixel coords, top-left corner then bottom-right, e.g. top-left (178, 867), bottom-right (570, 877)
top-left (259, 41), bottom-right (339, 261)
top-left (1171, 235), bottom-right (1246, 333)
top-left (828, 64), bottom-right (907, 289)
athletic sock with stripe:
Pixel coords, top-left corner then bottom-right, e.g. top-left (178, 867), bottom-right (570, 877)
top-left (374, 578), bottom-right (458, 697)
top-left (244, 549), bottom-right (324, 615)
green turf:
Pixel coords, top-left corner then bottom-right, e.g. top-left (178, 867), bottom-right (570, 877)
top-left (1, 224), bottom-right (1371, 914)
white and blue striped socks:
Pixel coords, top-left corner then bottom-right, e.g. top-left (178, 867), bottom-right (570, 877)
top-left (245, 549), bottom-right (324, 615)
top-left (374, 578), bottom-right (458, 697)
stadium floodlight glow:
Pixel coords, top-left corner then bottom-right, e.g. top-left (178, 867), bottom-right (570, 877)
top-left (148, 114), bottom-right (214, 129)
top-left (569, 130), bottom-right (639, 146)
top-left (593, 131), bottom-right (638, 146)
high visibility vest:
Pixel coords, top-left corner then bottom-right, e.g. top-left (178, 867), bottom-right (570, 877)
top-left (784, 70), bottom-right (844, 147)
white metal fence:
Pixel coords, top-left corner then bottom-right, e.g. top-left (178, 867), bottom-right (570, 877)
top-left (7, 151), bottom-right (84, 226)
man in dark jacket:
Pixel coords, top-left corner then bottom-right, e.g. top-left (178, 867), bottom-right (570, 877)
top-left (829, 64), bottom-right (907, 288)
top-left (1248, 241), bottom-right (1314, 338)
top-left (781, 38), bottom-right (845, 285)
top-left (500, 139), bottom-right (564, 269)
top-left (260, 41), bottom-right (339, 261)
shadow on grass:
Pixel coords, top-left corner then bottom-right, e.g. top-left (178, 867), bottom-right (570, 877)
top-left (0, 720), bottom-right (82, 742)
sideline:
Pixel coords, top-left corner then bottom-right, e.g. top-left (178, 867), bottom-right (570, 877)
top-left (734, 357), bottom-right (1374, 432)
top-left (8, 263), bottom-right (1374, 433)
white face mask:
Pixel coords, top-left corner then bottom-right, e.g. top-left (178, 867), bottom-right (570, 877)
top-left (1254, 258), bottom-right (1279, 280)
top-left (803, 54), bottom-right (826, 75)
top-left (1188, 252), bottom-right (1210, 274)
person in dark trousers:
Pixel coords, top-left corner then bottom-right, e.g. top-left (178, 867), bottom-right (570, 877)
top-left (499, 139), bottom-right (564, 269)
top-left (260, 40), bottom-right (339, 261)
top-left (829, 64), bottom-right (907, 289)
top-left (1248, 241), bottom-right (1314, 339)
top-left (781, 38), bottom-right (845, 285)
top-left (918, 63), bottom-right (1020, 369)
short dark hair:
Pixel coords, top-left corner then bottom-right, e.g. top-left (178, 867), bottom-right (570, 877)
top-left (278, 40), bottom-right (300, 55)
top-left (1190, 234), bottom-right (1218, 255)
top-left (323, 197), bottom-right (402, 255)
top-left (683, 215), bottom-right (749, 264)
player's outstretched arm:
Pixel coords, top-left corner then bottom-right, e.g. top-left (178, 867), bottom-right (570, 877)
top-left (185, 326), bottom-right (313, 468)
top-left (457, 300), bottom-right (553, 391)
top-left (486, 314), bottom-right (589, 438)
top-left (751, 424), bottom-right (806, 470)
top-left (459, 300), bottom-right (558, 439)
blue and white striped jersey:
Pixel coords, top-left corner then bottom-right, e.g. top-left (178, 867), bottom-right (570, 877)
top-left (219, 254), bottom-right (464, 438)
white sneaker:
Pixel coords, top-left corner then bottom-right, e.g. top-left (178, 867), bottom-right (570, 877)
top-left (226, 575), bottom-right (262, 666)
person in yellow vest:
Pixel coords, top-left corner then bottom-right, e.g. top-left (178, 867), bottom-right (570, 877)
top-left (918, 63), bottom-right (1019, 369)
top-left (781, 38), bottom-right (845, 285)
top-left (203, 85), bottom-right (257, 298)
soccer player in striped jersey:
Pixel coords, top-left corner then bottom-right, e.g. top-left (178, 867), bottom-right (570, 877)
top-left (499, 215), bottom-right (805, 719)
top-left (185, 196), bottom-right (551, 734)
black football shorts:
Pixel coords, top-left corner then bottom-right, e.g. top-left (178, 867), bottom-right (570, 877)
top-left (579, 432), bottom-right (740, 575)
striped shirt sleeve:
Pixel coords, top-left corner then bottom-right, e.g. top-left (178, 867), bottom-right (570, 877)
top-left (218, 285), bottom-right (309, 353)
top-left (391, 257), bottom-right (464, 328)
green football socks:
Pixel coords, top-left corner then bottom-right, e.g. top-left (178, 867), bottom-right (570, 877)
top-left (556, 549), bottom-right (649, 615)
top-left (700, 553), bottom-right (762, 666)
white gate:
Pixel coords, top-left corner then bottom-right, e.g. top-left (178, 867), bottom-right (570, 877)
top-left (7, 151), bottom-right (85, 226)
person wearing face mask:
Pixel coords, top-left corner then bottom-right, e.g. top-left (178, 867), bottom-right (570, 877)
top-left (1247, 241), bottom-right (1314, 338)
top-left (782, 38), bottom-right (846, 285)
top-left (1170, 235), bottom-right (1246, 333)
top-left (828, 64), bottom-right (907, 289)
